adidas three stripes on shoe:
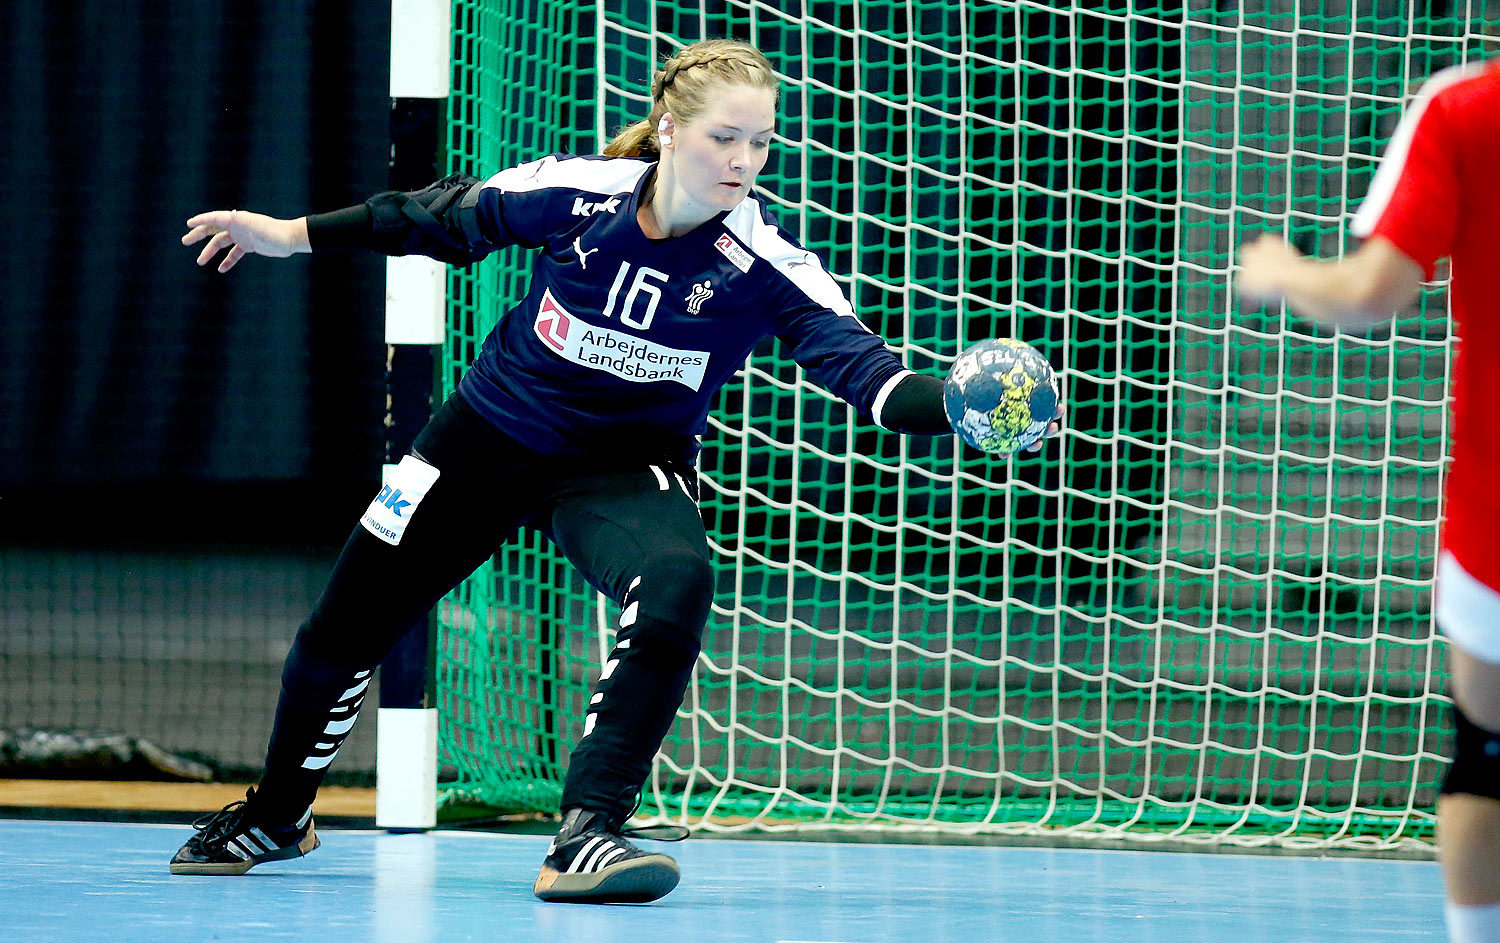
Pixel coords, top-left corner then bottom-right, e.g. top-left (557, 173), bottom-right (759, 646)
top-left (168, 787), bottom-right (319, 875)
top-left (533, 808), bottom-right (687, 903)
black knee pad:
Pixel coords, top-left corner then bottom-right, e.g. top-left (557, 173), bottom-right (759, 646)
top-left (629, 548), bottom-right (714, 635)
top-left (1442, 700), bottom-right (1500, 800)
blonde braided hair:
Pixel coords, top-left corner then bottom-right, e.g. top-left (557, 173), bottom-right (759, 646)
top-left (603, 39), bottom-right (780, 158)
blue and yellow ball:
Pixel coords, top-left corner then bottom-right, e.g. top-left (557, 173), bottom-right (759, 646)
top-left (943, 338), bottom-right (1059, 455)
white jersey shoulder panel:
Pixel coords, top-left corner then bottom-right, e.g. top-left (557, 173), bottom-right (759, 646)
top-left (481, 155), bottom-right (652, 197)
top-left (725, 197), bottom-right (858, 320)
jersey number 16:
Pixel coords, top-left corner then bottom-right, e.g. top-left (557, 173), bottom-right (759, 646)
top-left (602, 262), bottom-right (670, 331)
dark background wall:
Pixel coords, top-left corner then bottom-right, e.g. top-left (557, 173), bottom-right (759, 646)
top-left (1, 3), bottom-right (394, 780)
top-left (1, 2), bottom-right (391, 545)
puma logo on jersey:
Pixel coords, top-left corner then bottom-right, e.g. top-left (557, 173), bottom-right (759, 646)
top-left (572, 237), bottom-right (598, 269)
top-left (571, 196), bottom-right (621, 217)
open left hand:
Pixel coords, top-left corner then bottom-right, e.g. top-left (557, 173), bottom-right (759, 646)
top-left (181, 210), bottom-right (308, 273)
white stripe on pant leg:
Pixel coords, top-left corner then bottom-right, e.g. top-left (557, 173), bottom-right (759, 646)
top-left (302, 749), bottom-right (340, 770)
top-left (620, 601), bottom-right (639, 628)
top-left (323, 715), bottom-right (359, 736)
top-left (303, 708), bottom-right (359, 770)
top-left (673, 472), bottom-right (694, 502)
top-left (337, 677), bottom-right (372, 701)
top-left (648, 465), bottom-right (670, 490)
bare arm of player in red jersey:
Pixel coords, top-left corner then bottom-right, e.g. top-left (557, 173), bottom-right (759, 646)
top-left (1237, 65), bottom-right (1467, 327)
top-left (1236, 233), bottom-right (1424, 327)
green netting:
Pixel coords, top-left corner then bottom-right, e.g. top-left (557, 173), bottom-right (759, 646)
top-left (436, 0), bottom-right (1497, 850)
top-left (437, 0), bottom-right (598, 812)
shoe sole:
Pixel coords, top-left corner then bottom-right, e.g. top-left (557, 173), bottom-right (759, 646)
top-left (533, 854), bottom-right (681, 903)
top-left (169, 828), bottom-right (320, 875)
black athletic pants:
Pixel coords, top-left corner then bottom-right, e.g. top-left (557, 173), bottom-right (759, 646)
top-left (254, 392), bottom-right (713, 826)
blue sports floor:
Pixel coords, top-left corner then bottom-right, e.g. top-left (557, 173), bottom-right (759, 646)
top-left (1, 819), bottom-right (1443, 942)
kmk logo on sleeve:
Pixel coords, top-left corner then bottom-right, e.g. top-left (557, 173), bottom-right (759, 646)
top-left (571, 196), bottom-right (621, 217)
top-left (532, 289), bottom-right (709, 390)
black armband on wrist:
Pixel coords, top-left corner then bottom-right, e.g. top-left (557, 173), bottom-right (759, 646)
top-left (880, 373), bottom-right (951, 436)
top-left (305, 205), bottom-right (374, 251)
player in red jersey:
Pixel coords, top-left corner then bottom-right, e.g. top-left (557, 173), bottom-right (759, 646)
top-left (1238, 58), bottom-right (1500, 943)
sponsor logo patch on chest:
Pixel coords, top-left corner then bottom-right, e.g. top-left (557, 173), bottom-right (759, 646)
top-left (714, 233), bottom-right (754, 273)
top-left (533, 289), bottom-right (710, 391)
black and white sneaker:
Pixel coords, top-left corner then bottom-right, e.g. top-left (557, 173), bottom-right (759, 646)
top-left (533, 808), bottom-right (687, 903)
top-left (168, 787), bottom-right (319, 875)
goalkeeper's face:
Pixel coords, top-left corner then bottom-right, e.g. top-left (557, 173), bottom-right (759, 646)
top-left (671, 84), bottom-right (776, 211)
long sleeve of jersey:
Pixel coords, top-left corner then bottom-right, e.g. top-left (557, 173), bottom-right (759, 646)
top-left (306, 156), bottom-right (623, 264)
top-left (307, 172), bottom-right (493, 265)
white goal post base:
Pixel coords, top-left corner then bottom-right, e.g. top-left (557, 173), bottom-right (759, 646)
top-left (375, 707), bottom-right (438, 830)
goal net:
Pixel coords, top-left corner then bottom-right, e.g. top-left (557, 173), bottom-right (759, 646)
top-left (436, 0), bottom-right (1498, 851)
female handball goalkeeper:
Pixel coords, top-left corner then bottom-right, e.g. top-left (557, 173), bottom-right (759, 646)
top-left (170, 37), bottom-right (1061, 904)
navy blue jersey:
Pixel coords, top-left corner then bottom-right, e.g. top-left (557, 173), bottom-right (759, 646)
top-left (423, 154), bottom-right (912, 461)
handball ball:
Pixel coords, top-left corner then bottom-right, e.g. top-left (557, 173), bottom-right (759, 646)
top-left (943, 338), bottom-right (1059, 455)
